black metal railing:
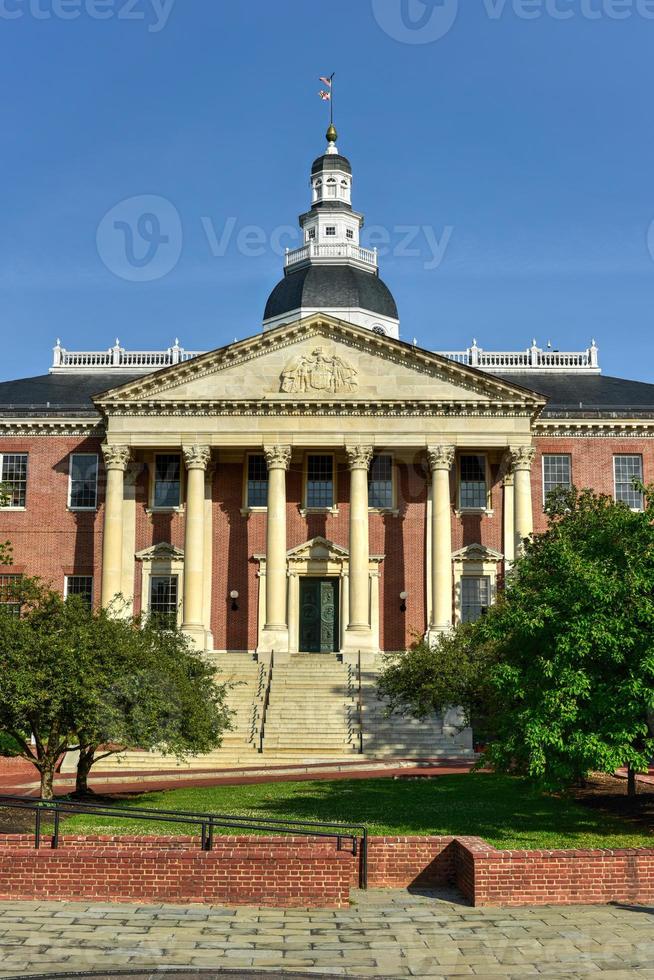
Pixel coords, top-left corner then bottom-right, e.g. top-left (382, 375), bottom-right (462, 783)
top-left (0, 793), bottom-right (368, 888)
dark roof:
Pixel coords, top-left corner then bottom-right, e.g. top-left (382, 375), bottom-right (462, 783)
top-left (311, 153), bottom-right (352, 176)
top-left (492, 372), bottom-right (654, 417)
top-left (0, 372), bottom-right (145, 416)
top-left (264, 264), bottom-right (399, 322)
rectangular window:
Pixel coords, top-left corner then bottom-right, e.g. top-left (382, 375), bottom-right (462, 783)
top-left (69, 454), bottom-right (98, 510)
top-left (65, 575), bottom-right (94, 607)
top-left (461, 576), bottom-right (491, 624)
top-left (542, 454), bottom-right (571, 507)
top-left (368, 455), bottom-right (393, 509)
top-left (325, 226), bottom-right (336, 237)
top-left (247, 454), bottom-right (268, 508)
top-left (306, 455), bottom-right (334, 509)
top-left (153, 454), bottom-right (181, 508)
top-left (0, 453), bottom-right (28, 508)
top-left (459, 455), bottom-right (487, 510)
top-left (0, 574), bottom-right (22, 618)
top-left (614, 455), bottom-right (644, 510)
top-left (307, 228), bottom-right (316, 241)
top-left (149, 575), bottom-right (178, 629)
top-left (346, 229), bottom-right (354, 240)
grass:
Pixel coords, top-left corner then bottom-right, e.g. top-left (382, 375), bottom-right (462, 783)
top-left (60, 773), bottom-right (654, 850)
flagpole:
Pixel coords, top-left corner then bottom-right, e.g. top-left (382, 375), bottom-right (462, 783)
top-left (330, 72), bottom-right (335, 128)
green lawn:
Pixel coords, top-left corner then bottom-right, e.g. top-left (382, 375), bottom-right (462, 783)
top-left (60, 773), bottom-right (653, 850)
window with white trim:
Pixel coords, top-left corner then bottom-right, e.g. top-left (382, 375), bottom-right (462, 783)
top-left (461, 576), bottom-right (491, 624)
top-left (65, 575), bottom-right (93, 607)
top-left (153, 454), bottom-right (181, 509)
top-left (326, 178), bottom-right (337, 198)
top-left (0, 454), bottom-right (28, 508)
top-left (247, 454), bottom-right (268, 508)
top-left (368, 455), bottom-right (393, 509)
top-left (0, 574), bottom-right (22, 617)
top-left (614, 455), bottom-right (644, 510)
top-left (306, 455), bottom-right (334, 509)
top-left (69, 454), bottom-right (98, 510)
top-left (459, 455), bottom-right (487, 510)
top-left (306, 227), bottom-right (316, 241)
top-left (346, 229), bottom-right (354, 240)
top-left (325, 226), bottom-right (336, 237)
top-left (542, 454), bottom-right (571, 507)
top-left (149, 575), bottom-right (179, 630)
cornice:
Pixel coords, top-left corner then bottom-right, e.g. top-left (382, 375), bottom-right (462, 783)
top-left (0, 418), bottom-right (104, 437)
top-left (95, 399), bottom-right (536, 419)
top-left (535, 418), bottom-right (654, 438)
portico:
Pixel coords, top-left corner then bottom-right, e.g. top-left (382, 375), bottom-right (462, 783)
top-left (93, 315), bottom-right (544, 658)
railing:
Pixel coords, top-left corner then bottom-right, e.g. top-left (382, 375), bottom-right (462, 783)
top-left (285, 242), bottom-right (378, 268)
top-left (0, 794), bottom-right (368, 888)
top-left (258, 654), bottom-right (274, 753)
top-left (51, 340), bottom-right (204, 372)
top-left (438, 341), bottom-right (600, 373)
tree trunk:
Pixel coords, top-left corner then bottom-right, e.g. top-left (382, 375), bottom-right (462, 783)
top-left (627, 764), bottom-right (638, 799)
top-left (40, 764), bottom-right (55, 800)
top-left (74, 746), bottom-right (96, 797)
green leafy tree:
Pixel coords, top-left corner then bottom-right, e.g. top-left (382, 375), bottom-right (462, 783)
top-left (378, 625), bottom-right (498, 743)
top-left (379, 486), bottom-right (654, 797)
top-left (0, 586), bottom-right (232, 798)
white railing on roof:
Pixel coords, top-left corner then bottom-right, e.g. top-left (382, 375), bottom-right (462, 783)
top-left (285, 242), bottom-right (378, 269)
top-left (437, 339), bottom-right (600, 374)
top-left (51, 339), bottom-right (205, 373)
top-left (50, 336), bottom-right (601, 375)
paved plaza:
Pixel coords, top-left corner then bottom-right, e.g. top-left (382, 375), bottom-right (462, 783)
top-left (0, 889), bottom-right (652, 979)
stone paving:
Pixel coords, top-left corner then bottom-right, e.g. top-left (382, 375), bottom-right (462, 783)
top-left (0, 889), bottom-right (653, 979)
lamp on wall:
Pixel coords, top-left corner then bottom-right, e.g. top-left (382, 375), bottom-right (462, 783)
top-left (399, 591), bottom-right (408, 613)
top-left (230, 590), bottom-right (239, 612)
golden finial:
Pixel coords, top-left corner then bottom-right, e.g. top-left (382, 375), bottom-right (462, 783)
top-left (326, 123), bottom-right (338, 145)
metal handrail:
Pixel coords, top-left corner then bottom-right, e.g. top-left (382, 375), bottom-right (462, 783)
top-left (0, 793), bottom-right (368, 888)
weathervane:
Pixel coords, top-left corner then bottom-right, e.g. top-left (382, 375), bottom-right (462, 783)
top-left (318, 73), bottom-right (336, 143)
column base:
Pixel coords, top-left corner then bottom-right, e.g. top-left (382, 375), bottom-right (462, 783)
top-left (341, 626), bottom-right (378, 666)
top-left (257, 626), bottom-right (290, 656)
top-left (182, 624), bottom-right (208, 651)
top-left (425, 625), bottom-right (453, 646)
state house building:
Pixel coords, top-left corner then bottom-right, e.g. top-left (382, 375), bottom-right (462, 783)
top-left (2, 125), bottom-right (654, 765)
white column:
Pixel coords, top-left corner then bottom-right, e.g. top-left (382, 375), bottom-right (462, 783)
top-left (258, 445), bottom-right (291, 655)
top-left (343, 445), bottom-right (375, 660)
top-left (503, 470), bottom-right (515, 567)
top-left (427, 445), bottom-right (455, 638)
top-left (182, 445), bottom-right (211, 649)
top-left (287, 571), bottom-right (300, 654)
top-left (101, 444), bottom-right (131, 610)
top-left (511, 446), bottom-right (536, 556)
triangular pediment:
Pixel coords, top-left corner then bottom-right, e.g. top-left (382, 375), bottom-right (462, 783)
top-left (93, 315), bottom-right (545, 412)
top-left (286, 536), bottom-right (349, 562)
top-left (452, 543), bottom-right (504, 562)
top-left (135, 543), bottom-right (184, 562)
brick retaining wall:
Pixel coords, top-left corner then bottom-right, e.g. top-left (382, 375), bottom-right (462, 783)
top-left (0, 834), bottom-right (652, 907)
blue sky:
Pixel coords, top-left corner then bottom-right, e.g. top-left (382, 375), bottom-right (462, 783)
top-left (2, 0), bottom-right (654, 382)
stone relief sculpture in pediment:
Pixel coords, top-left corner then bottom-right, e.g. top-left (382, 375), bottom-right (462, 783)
top-left (280, 346), bottom-right (358, 395)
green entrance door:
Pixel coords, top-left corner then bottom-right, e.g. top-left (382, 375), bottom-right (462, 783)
top-left (299, 578), bottom-right (340, 653)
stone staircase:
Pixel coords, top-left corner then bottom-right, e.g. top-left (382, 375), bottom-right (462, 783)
top-left (86, 651), bottom-right (473, 773)
top-left (260, 654), bottom-right (359, 760)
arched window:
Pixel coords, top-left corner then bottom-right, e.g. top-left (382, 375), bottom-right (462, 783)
top-left (326, 178), bottom-right (337, 199)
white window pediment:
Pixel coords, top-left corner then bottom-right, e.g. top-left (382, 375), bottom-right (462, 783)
top-left (135, 543), bottom-right (185, 563)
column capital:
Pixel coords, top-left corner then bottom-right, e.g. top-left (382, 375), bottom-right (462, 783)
top-left (101, 444), bottom-right (131, 472)
top-left (345, 445), bottom-right (374, 470)
top-left (427, 445), bottom-right (456, 472)
top-left (503, 471), bottom-right (515, 487)
top-left (264, 445), bottom-right (292, 471)
top-left (509, 446), bottom-right (536, 472)
top-left (183, 445), bottom-right (211, 471)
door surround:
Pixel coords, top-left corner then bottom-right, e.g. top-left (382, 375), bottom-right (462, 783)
top-left (299, 576), bottom-right (340, 653)
top-left (255, 536), bottom-right (383, 662)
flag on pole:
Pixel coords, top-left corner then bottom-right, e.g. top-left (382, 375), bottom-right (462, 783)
top-left (319, 76), bottom-right (333, 87)
top-left (319, 90), bottom-right (332, 101)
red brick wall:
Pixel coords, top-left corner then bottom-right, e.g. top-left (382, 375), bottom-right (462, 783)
top-left (3, 435), bottom-right (653, 650)
top-left (0, 835), bottom-right (354, 908)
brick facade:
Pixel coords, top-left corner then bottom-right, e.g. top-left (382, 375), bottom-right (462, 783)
top-left (1, 433), bottom-right (652, 650)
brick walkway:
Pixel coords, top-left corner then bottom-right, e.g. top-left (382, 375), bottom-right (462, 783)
top-left (0, 890), bottom-right (653, 978)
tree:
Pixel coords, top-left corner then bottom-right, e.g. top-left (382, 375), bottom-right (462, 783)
top-left (0, 586), bottom-right (233, 798)
top-left (377, 486), bottom-right (654, 797)
top-left (377, 625), bottom-right (498, 743)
